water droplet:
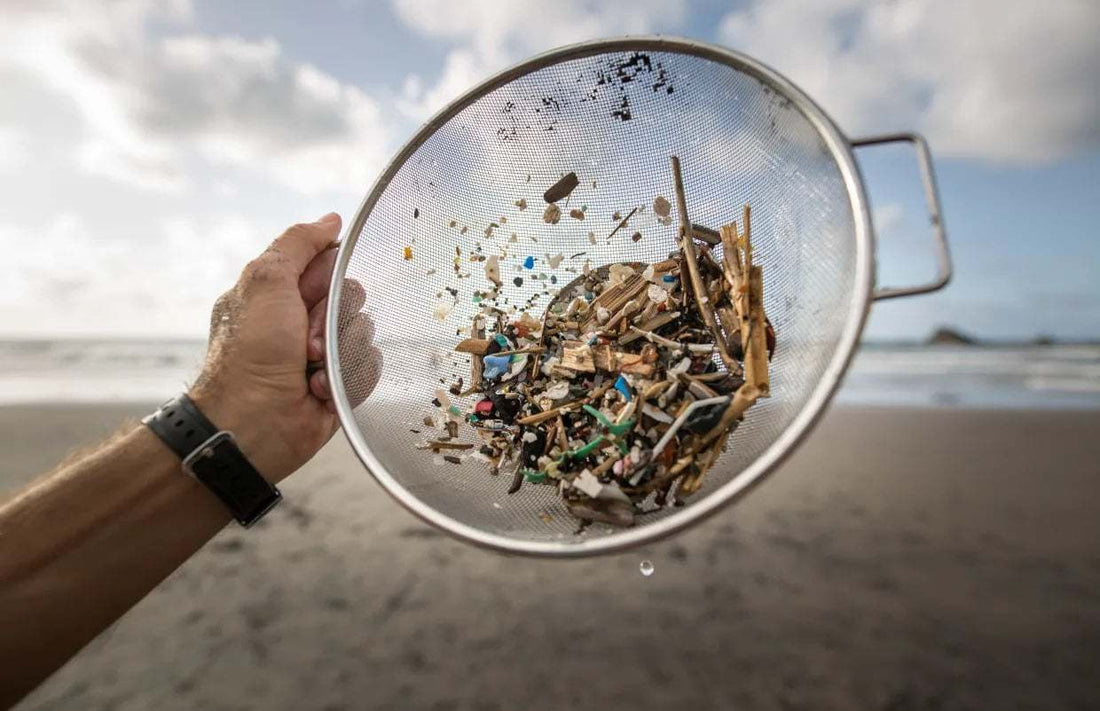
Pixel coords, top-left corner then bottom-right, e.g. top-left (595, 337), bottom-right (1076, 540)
top-left (639, 560), bottom-right (655, 577)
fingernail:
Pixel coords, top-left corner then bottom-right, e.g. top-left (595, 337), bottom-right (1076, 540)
top-left (317, 212), bottom-right (340, 224)
top-left (312, 336), bottom-right (323, 354)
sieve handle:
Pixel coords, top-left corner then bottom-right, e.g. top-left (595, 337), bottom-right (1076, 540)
top-left (851, 132), bottom-right (952, 301)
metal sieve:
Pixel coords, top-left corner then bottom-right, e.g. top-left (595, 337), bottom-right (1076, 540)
top-left (325, 37), bottom-right (951, 557)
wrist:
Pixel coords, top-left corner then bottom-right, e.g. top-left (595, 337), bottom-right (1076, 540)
top-left (186, 386), bottom-right (282, 484)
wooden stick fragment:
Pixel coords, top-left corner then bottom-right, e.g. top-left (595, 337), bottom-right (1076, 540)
top-left (607, 206), bottom-right (639, 241)
top-left (618, 311), bottom-right (679, 344)
top-left (743, 265), bottom-right (770, 397)
top-left (697, 383), bottom-right (760, 450)
top-left (530, 309), bottom-right (549, 379)
top-left (669, 156), bottom-right (740, 374)
top-left (719, 223), bottom-right (744, 296)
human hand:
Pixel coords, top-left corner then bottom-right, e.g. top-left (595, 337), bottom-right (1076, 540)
top-left (189, 213), bottom-right (376, 483)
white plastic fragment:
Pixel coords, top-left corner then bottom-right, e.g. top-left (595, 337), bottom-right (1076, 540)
top-left (546, 253), bottom-right (564, 269)
top-left (485, 255), bottom-right (502, 286)
top-left (608, 263), bottom-right (635, 285)
top-left (574, 470), bottom-right (603, 498)
top-left (642, 404), bottom-right (674, 424)
top-left (432, 300), bottom-right (454, 321)
top-left (545, 381), bottom-right (570, 400)
top-left (647, 284), bottom-right (667, 303)
top-left (669, 357), bottom-right (692, 375)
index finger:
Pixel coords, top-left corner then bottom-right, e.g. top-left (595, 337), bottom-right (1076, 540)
top-left (299, 244), bottom-right (339, 311)
top-left (266, 213), bottom-right (341, 276)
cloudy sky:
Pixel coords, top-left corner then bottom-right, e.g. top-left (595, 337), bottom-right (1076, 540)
top-left (0, 0), bottom-right (1097, 340)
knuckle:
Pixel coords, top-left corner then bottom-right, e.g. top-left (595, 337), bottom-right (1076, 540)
top-left (284, 222), bottom-right (315, 240)
top-left (240, 256), bottom-right (284, 287)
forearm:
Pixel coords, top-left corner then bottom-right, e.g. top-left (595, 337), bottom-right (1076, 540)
top-left (0, 423), bottom-right (231, 706)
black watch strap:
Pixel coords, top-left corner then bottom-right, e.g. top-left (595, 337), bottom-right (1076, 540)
top-left (143, 394), bottom-right (281, 527)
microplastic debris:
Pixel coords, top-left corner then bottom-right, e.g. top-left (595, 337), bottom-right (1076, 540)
top-left (417, 158), bottom-right (774, 529)
top-left (414, 208), bottom-right (420, 219)
top-left (483, 354), bottom-right (511, 379)
top-left (403, 246), bottom-right (413, 260)
top-left (569, 209), bottom-right (585, 220)
top-left (653, 195), bottom-right (671, 217)
top-left (485, 255), bottom-right (502, 286)
top-left (432, 301), bottom-right (453, 321)
top-left (515, 198), bottom-right (527, 210)
top-left (614, 375), bottom-right (633, 401)
top-left (543, 172), bottom-right (579, 203)
top-left (543, 204), bottom-right (561, 224)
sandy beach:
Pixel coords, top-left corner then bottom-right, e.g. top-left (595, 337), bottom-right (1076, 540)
top-left (5, 403), bottom-right (1100, 710)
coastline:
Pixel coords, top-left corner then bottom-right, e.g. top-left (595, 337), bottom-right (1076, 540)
top-left (8, 403), bottom-right (1100, 710)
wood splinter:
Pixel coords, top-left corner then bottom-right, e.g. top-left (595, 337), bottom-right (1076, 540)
top-left (669, 156), bottom-right (740, 374)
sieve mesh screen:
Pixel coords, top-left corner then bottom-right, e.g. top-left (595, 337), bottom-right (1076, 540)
top-left (331, 40), bottom-right (870, 554)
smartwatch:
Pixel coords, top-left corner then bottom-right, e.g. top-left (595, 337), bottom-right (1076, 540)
top-left (142, 394), bottom-right (281, 527)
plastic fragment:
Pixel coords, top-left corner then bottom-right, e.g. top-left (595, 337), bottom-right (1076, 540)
top-left (483, 354), bottom-right (511, 379)
top-left (403, 246), bottom-right (413, 260)
top-left (485, 255), bottom-right (502, 286)
top-left (523, 256), bottom-right (536, 269)
top-left (614, 375), bottom-right (633, 401)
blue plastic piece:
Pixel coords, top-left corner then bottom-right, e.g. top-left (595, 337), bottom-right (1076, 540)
top-left (483, 354), bottom-right (511, 379)
top-left (662, 274), bottom-right (677, 283)
top-left (614, 375), bottom-right (633, 401)
top-left (494, 334), bottom-right (510, 348)
top-left (523, 256), bottom-right (535, 269)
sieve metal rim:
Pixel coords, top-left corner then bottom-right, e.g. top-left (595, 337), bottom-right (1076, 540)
top-left (326, 36), bottom-right (875, 558)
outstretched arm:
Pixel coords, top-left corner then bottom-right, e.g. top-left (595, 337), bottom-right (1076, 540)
top-left (0, 213), bottom-right (371, 707)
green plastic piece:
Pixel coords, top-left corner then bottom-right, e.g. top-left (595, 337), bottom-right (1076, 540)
top-left (582, 404), bottom-right (634, 436)
top-left (448, 405), bottom-right (462, 417)
top-left (572, 435), bottom-right (606, 459)
top-left (523, 469), bottom-right (547, 484)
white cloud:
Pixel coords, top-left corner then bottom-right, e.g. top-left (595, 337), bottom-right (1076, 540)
top-left (0, 211), bottom-right (274, 336)
top-left (393, 0), bottom-right (688, 120)
top-left (719, 0), bottom-right (1100, 163)
top-left (0, 0), bottom-right (391, 194)
top-left (0, 127), bottom-right (31, 174)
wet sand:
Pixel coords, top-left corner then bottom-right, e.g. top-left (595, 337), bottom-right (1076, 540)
top-left (5, 404), bottom-right (1100, 711)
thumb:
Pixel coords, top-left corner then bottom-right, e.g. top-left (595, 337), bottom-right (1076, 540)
top-left (266, 213), bottom-right (342, 276)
